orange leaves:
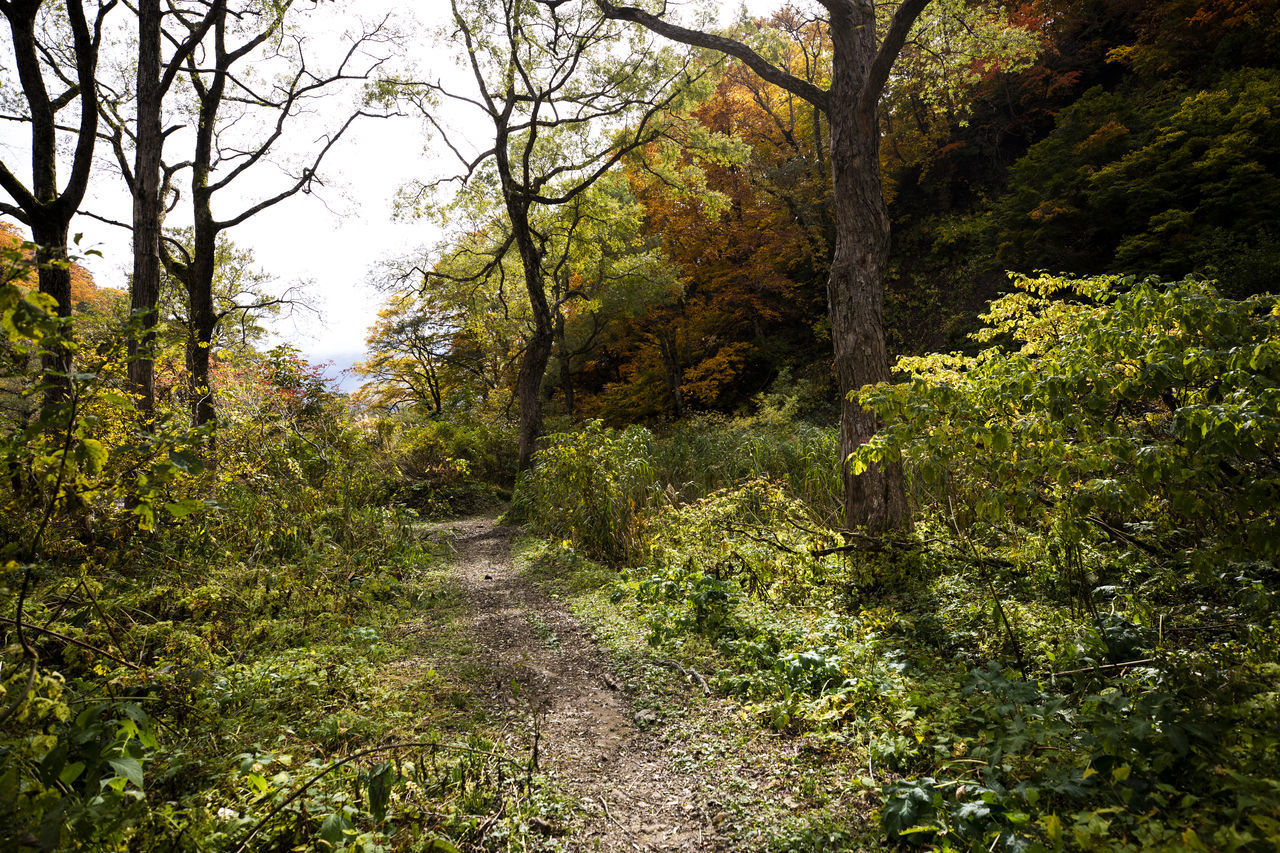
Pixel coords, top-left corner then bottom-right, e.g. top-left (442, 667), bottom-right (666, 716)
top-left (681, 341), bottom-right (755, 407)
top-left (580, 42), bottom-right (832, 420)
top-left (0, 221), bottom-right (123, 315)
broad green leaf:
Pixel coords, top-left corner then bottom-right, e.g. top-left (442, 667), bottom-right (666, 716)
top-left (107, 756), bottom-right (144, 789)
top-left (424, 838), bottom-right (463, 853)
top-left (77, 438), bottom-right (108, 474)
top-left (164, 499), bottom-right (204, 518)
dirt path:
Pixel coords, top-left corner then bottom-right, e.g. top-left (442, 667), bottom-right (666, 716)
top-left (426, 515), bottom-right (723, 852)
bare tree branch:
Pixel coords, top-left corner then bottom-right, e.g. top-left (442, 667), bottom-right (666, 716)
top-left (596, 0), bottom-right (829, 112)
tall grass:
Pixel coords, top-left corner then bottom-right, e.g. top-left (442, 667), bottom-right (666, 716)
top-left (651, 416), bottom-right (841, 526)
top-left (512, 416), bottom-right (841, 564)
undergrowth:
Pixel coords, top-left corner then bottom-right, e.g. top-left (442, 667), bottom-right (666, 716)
top-left (513, 274), bottom-right (1280, 851)
top-left (0, 269), bottom-right (558, 851)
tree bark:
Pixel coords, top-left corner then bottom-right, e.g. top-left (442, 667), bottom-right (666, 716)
top-left (826, 3), bottom-right (908, 531)
top-left (554, 311), bottom-right (575, 416)
top-left (185, 228), bottom-right (219, 429)
top-left (184, 92), bottom-right (220, 430)
top-left (658, 330), bottom-right (685, 418)
top-left (507, 194), bottom-right (553, 470)
top-left (29, 218), bottom-right (73, 385)
top-left (0, 0), bottom-right (107, 402)
top-left (183, 21), bottom-right (222, 431)
top-left (597, 0), bottom-right (929, 531)
top-left (129, 0), bottom-right (163, 416)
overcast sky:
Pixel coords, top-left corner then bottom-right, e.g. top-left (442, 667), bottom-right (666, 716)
top-left (2, 0), bottom-right (773, 390)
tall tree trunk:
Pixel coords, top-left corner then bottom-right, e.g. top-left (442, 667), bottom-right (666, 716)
top-left (428, 362), bottom-right (442, 415)
top-left (185, 221), bottom-right (218, 429)
top-left (8, 4), bottom-right (77, 400)
top-left (30, 218), bottom-right (74, 396)
top-left (29, 219), bottom-right (72, 319)
top-left (507, 192), bottom-right (552, 470)
top-left (826, 4), bottom-right (907, 532)
top-left (185, 296), bottom-right (217, 429)
top-left (129, 0), bottom-right (163, 416)
top-left (515, 313), bottom-right (553, 469)
top-left (594, 0), bottom-right (926, 531)
top-left (181, 4), bottom-right (223, 433)
top-left (554, 311), bottom-right (575, 416)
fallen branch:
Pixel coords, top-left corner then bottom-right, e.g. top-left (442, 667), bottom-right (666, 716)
top-left (0, 615), bottom-right (141, 670)
top-left (1049, 658), bottom-right (1157, 679)
top-left (0, 657), bottom-right (37, 729)
top-left (1083, 515), bottom-right (1167, 558)
top-left (0, 569), bottom-right (40, 727)
top-left (650, 658), bottom-right (711, 696)
top-left (598, 795), bottom-right (643, 852)
top-left (809, 531), bottom-right (939, 558)
top-left (474, 797), bottom-right (505, 843)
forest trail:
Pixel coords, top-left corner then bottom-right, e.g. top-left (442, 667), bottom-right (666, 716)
top-left (425, 514), bottom-right (724, 852)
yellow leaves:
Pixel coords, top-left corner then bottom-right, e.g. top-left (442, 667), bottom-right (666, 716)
top-left (1029, 199), bottom-right (1079, 223)
top-left (1072, 119), bottom-right (1131, 158)
top-left (1041, 812), bottom-right (1063, 844)
top-left (681, 341), bottom-right (754, 406)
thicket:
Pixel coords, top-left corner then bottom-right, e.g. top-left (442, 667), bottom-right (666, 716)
top-left (512, 409), bottom-right (841, 566)
top-left (515, 273), bottom-right (1280, 851)
top-left (0, 244), bottom-right (546, 851)
top-left (378, 417), bottom-right (517, 518)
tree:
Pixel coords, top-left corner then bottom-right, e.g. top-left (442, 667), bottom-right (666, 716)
top-left (159, 0), bottom-right (389, 428)
top-left (597, 0), bottom-right (932, 530)
top-left (596, 54), bottom-right (834, 420)
top-left (364, 218), bottom-right (532, 418)
top-left (356, 292), bottom-right (453, 415)
top-left (97, 0), bottom-right (217, 416)
top-left (158, 229), bottom-right (289, 351)
top-left (0, 0), bottom-right (116, 395)
top-left (398, 0), bottom-right (695, 469)
top-left (530, 175), bottom-right (677, 419)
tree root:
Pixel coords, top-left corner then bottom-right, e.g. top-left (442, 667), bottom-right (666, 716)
top-left (650, 658), bottom-right (711, 695)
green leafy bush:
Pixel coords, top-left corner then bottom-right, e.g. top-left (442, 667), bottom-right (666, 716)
top-left (857, 273), bottom-right (1279, 571)
top-left (387, 416), bottom-right (515, 516)
top-left (512, 420), bottom-right (658, 564)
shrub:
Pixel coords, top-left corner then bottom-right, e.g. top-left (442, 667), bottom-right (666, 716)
top-left (512, 420), bottom-right (656, 564)
top-left (856, 273), bottom-right (1280, 572)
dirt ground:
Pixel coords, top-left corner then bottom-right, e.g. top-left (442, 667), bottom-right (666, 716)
top-left (425, 515), bottom-right (726, 852)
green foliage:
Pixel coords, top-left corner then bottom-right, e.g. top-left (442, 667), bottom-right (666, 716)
top-left (386, 416), bottom-right (516, 516)
top-left (991, 70), bottom-right (1280, 294)
top-left (846, 273), bottom-right (1280, 849)
top-left (512, 420), bottom-right (657, 565)
top-left (0, 693), bottom-right (161, 850)
top-left (0, 257), bottom-right (552, 850)
top-left (513, 410), bottom-right (844, 565)
top-left (877, 661), bottom-right (1280, 851)
top-left (856, 273), bottom-right (1279, 567)
top-left (517, 270), bottom-right (1280, 850)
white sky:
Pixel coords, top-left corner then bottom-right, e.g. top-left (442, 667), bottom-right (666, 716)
top-left (2, 0), bottom-right (776, 390)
